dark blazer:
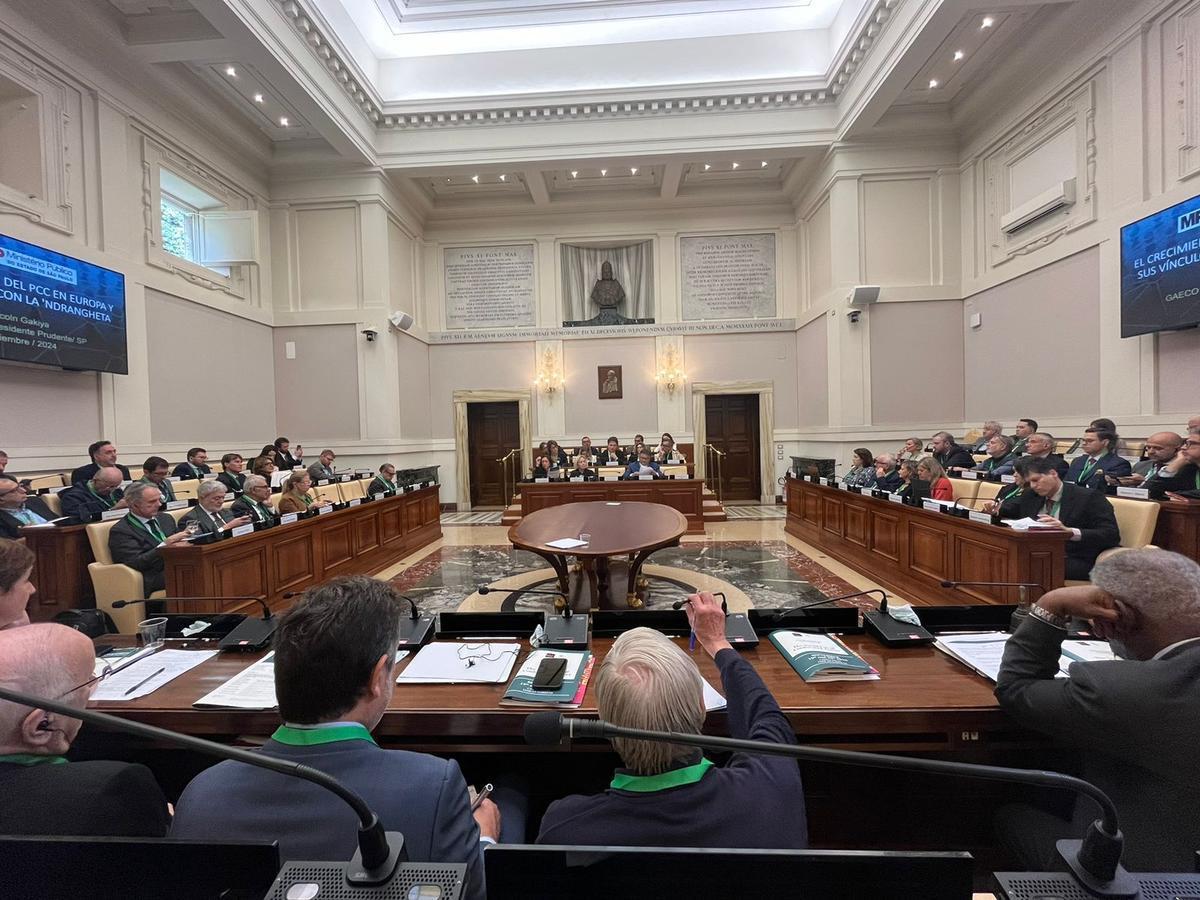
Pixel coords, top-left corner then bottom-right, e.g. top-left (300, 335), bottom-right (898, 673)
top-left (995, 483), bottom-right (1027, 518)
top-left (230, 495), bottom-right (276, 525)
top-left (177, 504), bottom-right (231, 537)
top-left (171, 462), bottom-right (211, 479)
top-left (566, 469), bottom-right (598, 482)
top-left (596, 449), bottom-right (627, 466)
top-left (537, 649), bottom-right (807, 850)
top-left (275, 450), bottom-right (303, 470)
top-left (898, 478), bottom-right (930, 504)
top-left (1006, 483), bottom-right (1119, 577)
top-left (108, 512), bottom-right (179, 597)
top-left (934, 445), bottom-right (975, 472)
top-left (217, 471), bottom-right (246, 494)
top-left (171, 736), bottom-right (486, 899)
top-left (1064, 452), bottom-right (1132, 489)
top-left (0, 496), bottom-right (57, 539)
top-left (996, 619), bottom-right (1200, 871)
top-left (369, 475), bottom-right (398, 494)
top-left (307, 461), bottom-right (336, 482)
top-left (136, 477), bottom-right (175, 503)
top-left (623, 460), bottom-right (664, 479)
top-left (69, 462), bottom-right (130, 485)
top-left (974, 453), bottom-right (1017, 476)
top-left (0, 760), bottom-right (170, 838)
top-left (876, 469), bottom-right (903, 492)
top-left (59, 483), bottom-right (124, 521)
top-left (1145, 462), bottom-right (1200, 494)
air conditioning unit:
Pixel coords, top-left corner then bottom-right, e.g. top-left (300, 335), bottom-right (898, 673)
top-left (1000, 178), bottom-right (1076, 234)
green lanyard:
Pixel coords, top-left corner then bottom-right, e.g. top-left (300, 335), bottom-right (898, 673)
top-left (271, 723), bottom-right (377, 747)
top-left (610, 758), bottom-right (714, 792)
top-left (1076, 456), bottom-right (1101, 484)
top-left (898, 482), bottom-right (910, 494)
top-left (245, 497), bottom-right (267, 519)
top-left (130, 515), bottom-right (167, 543)
top-left (86, 484), bottom-right (116, 509)
top-left (0, 753), bottom-right (67, 766)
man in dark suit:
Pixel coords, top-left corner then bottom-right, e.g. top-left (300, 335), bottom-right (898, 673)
top-left (1011, 418), bottom-right (1038, 456)
top-left (1161, 427), bottom-right (1200, 500)
top-left (307, 449), bottom-right (337, 482)
top-left (597, 436), bottom-right (627, 466)
top-left (873, 454), bottom-right (903, 492)
top-left (230, 475), bottom-right (277, 526)
top-left (107, 482), bottom-right (188, 596)
top-left (0, 476), bottom-right (58, 539)
top-left (968, 434), bottom-right (1017, 476)
top-left (1002, 457), bottom-right (1120, 580)
top-left (0, 623), bottom-right (170, 837)
top-left (69, 440), bottom-right (131, 485)
top-left (930, 431), bottom-right (974, 472)
top-left (369, 463), bottom-right (400, 494)
top-left (171, 447), bottom-right (211, 479)
top-left (136, 456), bottom-right (176, 504)
top-left (217, 453), bottom-right (247, 494)
top-left (538, 592), bottom-right (807, 849)
top-left (177, 481), bottom-right (249, 538)
top-left (995, 550), bottom-right (1200, 871)
top-left (273, 437), bottom-right (304, 470)
top-left (1001, 432), bottom-right (1068, 479)
top-left (1064, 427), bottom-right (1132, 489)
top-left (623, 448), bottom-right (664, 479)
top-left (171, 576), bottom-right (503, 899)
top-left (59, 467), bottom-right (127, 521)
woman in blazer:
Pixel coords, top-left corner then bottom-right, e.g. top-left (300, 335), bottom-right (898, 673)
top-left (277, 471), bottom-right (316, 515)
top-left (918, 457), bottom-right (954, 501)
top-left (841, 448), bottom-right (877, 489)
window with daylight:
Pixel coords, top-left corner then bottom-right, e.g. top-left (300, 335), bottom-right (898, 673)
top-left (158, 167), bottom-right (259, 275)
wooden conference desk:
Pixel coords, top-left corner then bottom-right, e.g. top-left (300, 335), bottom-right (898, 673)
top-left (519, 478), bottom-right (706, 534)
top-left (785, 477), bottom-right (1069, 605)
top-left (1154, 500), bottom-right (1200, 562)
top-left (162, 485), bottom-right (441, 617)
top-left (93, 634), bottom-right (1034, 755)
top-left (20, 521), bottom-right (94, 621)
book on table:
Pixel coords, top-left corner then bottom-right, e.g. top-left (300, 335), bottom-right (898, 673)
top-left (501, 649), bottom-right (594, 707)
top-left (769, 631), bottom-right (880, 682)
top-left (935, 632), bottom-right (1116, 683)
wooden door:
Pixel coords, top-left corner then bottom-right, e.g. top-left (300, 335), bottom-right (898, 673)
top-left (467, 401), bottom-right (520, 507)
top-left (705, 393), bottom-right (761, 501)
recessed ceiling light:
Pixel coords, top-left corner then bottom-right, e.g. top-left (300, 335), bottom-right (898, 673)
top-left (761, 161), bottom-right (769, 168)
top-left (254, 92), bottom-right (264, 103)
top-left (499, 174), bottom-right (507, 182)
top-left (279, 116), bottom-right (289, 126)
top-left (630, 167), bottom-right (638, 175)
top-left (471, 174), bottom-right (480, 184)
top-left (600, 168), bottom-right (607, 176)
top-left (981, 15), bottom-right (994, 28)
top-left (929, 79), bottom-right (940, 89)
top-left (731, 161), bottom-right (740, 170)
top-left (570, 170), bottom-right (578, 178)
top-left (445, 178), bottom-right (452, 183)
top-left (225, 66), bottom-right (237, 77)
top-left (953, 50), bottom-right (965, 61)
top-left (703, 163), bottom-right (712, 171)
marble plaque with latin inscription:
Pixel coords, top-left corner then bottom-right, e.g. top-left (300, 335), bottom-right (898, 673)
top-left (680, 233), bottom-right (777, 320)
top-left (444, 244), bottom-right (536, 329)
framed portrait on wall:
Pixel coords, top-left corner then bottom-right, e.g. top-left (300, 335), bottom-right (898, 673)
top-left (598, 366), bottom-right (623, 400)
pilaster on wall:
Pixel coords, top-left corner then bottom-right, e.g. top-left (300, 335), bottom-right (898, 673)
top-left (824, 178), bottom-right (870, 426)
top-left (100, 282), bottom-right (152, 447)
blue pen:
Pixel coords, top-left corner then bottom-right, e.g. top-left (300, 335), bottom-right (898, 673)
top-left (688, 628), bottom-right (696, 653)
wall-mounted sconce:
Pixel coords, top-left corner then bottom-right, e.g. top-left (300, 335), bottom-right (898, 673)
top-left (655, 346), bottom-right (685, 397)
top-left (534, 347), bottom-right (564, 395)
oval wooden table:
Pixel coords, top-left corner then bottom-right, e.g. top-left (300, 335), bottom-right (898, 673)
top-left (508, 501), bottom-right (688, 609)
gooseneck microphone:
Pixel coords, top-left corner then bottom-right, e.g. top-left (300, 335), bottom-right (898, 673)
top-left (395, 593), bottom-right (435, 647)
top-left (940, 580), bottom-right (1041, 631)
top-left (478, 585), bottom-right (587, 647)
top-left (114, 595), bottom-right (272, 620)
top-left (0, 686), bottom-right (412, 889)
top-left (115, 596), bottom-right (277, 652)
top-left (522, 712), bottom-right (1141, 897)
top-left (774, 588), bottom-right (887, 621)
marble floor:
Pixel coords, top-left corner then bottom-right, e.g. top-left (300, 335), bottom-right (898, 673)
top-left (378, 518), bottom-right (906, 616)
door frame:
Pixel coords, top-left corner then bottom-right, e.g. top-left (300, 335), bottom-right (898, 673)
top-left (692, 381), bottom-right (774, 505)
top-left (454, 390), bottom-right (532, 510)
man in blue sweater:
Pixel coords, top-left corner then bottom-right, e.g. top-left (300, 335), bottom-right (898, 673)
top-left (171, 576), bottom-right (500, 899)
top-left (536, 592), bottom-right (808, 848)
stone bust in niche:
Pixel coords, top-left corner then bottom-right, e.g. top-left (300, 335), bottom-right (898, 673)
top-left (564, 259), bottom-right (654, 327)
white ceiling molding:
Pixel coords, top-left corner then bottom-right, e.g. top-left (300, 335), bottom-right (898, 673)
top-left (273, 0), bottom-right (899, 131)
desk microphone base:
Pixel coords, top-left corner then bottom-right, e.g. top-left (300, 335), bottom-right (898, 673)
top-left (397, 615), bottom-right (435, 649)
top-left (863, 610), bottom-right (934, 647)
top-left (543, 614), bottom-right (590, 648)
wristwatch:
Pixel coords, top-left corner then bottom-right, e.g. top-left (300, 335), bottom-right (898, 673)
top-left (1030, 604), bottom-right (1069, 630)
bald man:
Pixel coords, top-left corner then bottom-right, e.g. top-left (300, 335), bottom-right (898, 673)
top-left (0, 624), bottom-right (170, 837)
top-left (1115, 432), bottom-right (1183, 488)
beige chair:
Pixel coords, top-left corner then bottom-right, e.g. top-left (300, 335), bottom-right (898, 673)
top-left (27, 473), bottom-right (65, 490)
top-left (172, 479), bottom-right (200, 500)
top-left (168, 506), bottom-right (191, 523)
top-left (1065, 496), bottom-right (1161, 585)
top-left (962, 429), bottom-right (981, 445)
top-left (210, 462), bottom-right (224, 473)
top-left (314, 483), bottom-right (342, 505)
top-left (964, 480), bottom-right (1002, 510)
top-left (339, 479), bottom-right (366, 501)
top-left (41, 492), bottom-right (63, 516)
top-left (85, 519), bottom-right (165, 633)
top-left (949, 478), bottom-right (980, 504)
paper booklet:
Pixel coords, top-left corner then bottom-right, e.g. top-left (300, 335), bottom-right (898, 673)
top-left (502, 649), bottom-right (593, 706)
top-left (935, 632), bottom-right (1117, 683)
top-left (768, 631), bottom-right (880, 682)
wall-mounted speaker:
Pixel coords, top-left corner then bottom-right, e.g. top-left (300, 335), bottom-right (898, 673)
top-left (388, 310), bottom-right (414, 331)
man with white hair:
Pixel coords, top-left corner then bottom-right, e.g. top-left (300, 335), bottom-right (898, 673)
top-left (971, 421), bottom-right (1003, 453)
top-left (995, 549), bottom-right (1200, 871)
top-left (536, 592), bottom-right (807, 848)
top-left (230, 474), bottom-right (278, 525)
top-left (107, 481), bottom-right (188, 596)
top-left (0, 623), bottom-right (170, 836)
top-left (177, 481), bottom-right (250, 537)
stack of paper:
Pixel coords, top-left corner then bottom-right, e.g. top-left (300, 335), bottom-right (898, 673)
top-left (501, 649), bottom-right (593, 707)
top-left (1005, 517), bottom-right (1060, 531)
top-left (91, 649), bottom-right (217, 701)
top-left (193, 652), bottom-right (279, 709)
top-left (397, 643), bottom-right (520, 684)
top-left (935, 632), bottom-right (1117, 682)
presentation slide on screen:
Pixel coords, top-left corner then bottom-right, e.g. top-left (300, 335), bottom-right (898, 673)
top-left (0, 233), bottom-right (127, 374)
top-left (1120, 193), bottom-right (1200, 337)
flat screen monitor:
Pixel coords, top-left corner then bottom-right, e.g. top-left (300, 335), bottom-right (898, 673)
top-left (1120, 193), bottom-right (1200, 337)
top-left (0, 232), bottom-right (128, 373)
